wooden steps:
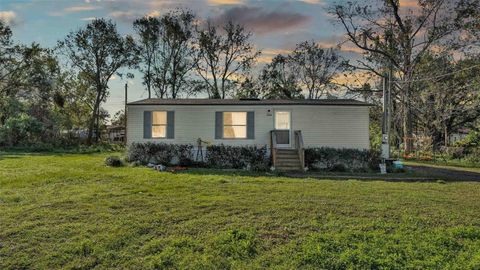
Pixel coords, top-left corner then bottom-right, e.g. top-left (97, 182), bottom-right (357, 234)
top-left (270, 130), bottom-right (305, 172)
top-left (274, 149), bottom-right (302, 171)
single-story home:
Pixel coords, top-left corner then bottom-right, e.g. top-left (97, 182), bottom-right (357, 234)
top-left (126, 98), bottom-right (371, 170)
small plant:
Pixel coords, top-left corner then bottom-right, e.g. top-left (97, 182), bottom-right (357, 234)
top-left (105, 156), bottom-right (123, 167)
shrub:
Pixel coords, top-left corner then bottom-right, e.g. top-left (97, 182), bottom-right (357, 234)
top-left (105, 156), bottom-right (123, 167)
top-left (465, 148), bottom-right (480, 163)
top-left (454, 131), bottom-right (480, 148)
top-left (0, 113), bottom-right (44, 146)
top-left (440, 146), bottom-right (465, 160)
top-left (127, 142), bottom-right (194, 166)
top-left (305, 147), bottom-right (380, 172)
top-left (206, 144), bottom-right (270, 171)
top-left (174, 144), bottom-right (195, 166)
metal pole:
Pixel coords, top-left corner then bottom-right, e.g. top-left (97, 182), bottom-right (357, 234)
top-left (124, 82), bottom-right (128, 146)
top-left (381, 75), bottom-right (390, 161)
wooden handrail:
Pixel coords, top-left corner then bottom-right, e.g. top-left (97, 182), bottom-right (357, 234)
top-left (294, 130), bottom-right (305, 170)
top-left (270, 130), bottom-right (278, 167)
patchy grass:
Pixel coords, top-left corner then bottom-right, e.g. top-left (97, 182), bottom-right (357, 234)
top-left (1, 153), bottom-right (480, 269)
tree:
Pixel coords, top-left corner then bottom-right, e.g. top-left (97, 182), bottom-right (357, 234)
top-left (0, 43), bottom-right (63, 145)
top-left (133, 16), bottom-right (161, 99)
top-left (455, 0), bottom-right (480, 54)
top-left (157, 10), bottom-right (196, 99)
top-left (111, 110), bottom-right (125, 126)
top-left (290, 41), bottom-right (346, 99)
top-left (258, 54), bottom-right (302, 99)
top-left (58, 18), bottom-right (137, 144)
top-left (235, 76), bottom-right (260, 99)
top-left (54, 71), bottom-right (96, 132)
top-left (195, 21), bottom-right (260, 99)
top-left (0, 20), bottom-right (24, 125)
top-left (412, 53), bottom-right (480, 148)
top-left (331, 0), bottom-right (460, 154)
top-left (134, 10), bottom-right (196, 99)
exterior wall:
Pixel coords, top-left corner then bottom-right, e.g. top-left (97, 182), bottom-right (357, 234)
top-left (127, 104), bottom-right (370, 149)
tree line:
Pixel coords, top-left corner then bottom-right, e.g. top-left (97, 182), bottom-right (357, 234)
top-left (331, 0), bottom-right (480, 153)
top-left (1, 0), bottom-right (480, 151)
top-left (1, 10), bottom-right (346, 146)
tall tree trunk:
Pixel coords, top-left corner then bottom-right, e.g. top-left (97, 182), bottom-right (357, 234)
top-left (87, 85), bottom-right (102, 145)
top-left (403, 84), bottom-right (414, 154)
top-left (86, 105), bottom-right (97, 145)
top-left (94, 105), bottom-right (100, 143)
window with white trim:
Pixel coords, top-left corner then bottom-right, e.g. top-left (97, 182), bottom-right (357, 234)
top-left (223, 112), bottom-right (247, 139)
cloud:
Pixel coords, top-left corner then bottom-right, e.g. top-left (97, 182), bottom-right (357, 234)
top-left (80, 17), bottom-right (97, 21)
top-left (0, 11), bottom-right (20, 26)
top-left (258, 48), bottom-right (293, 63)
top-left (297, 0), bottom-right (322, 4)
top-left (146, 10), bottom-right (162, 17)
top-left (212, 6), bottom-right (311, 34)
top-left (65, 5), bottom-right (100, 12)
top-left (49, 5), bottom-right (101, 16)
top-left (208, 0), bottom-right (244, 5)
top-left (108, 10), bottom-right (138, 22)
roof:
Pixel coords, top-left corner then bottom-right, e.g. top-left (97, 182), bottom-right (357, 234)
top-left (127, 98), bottom-right (372, 106)
top-left (107, 125), bottom-right (125, 130)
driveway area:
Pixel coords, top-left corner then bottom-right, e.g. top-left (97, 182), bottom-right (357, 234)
top-left (407, 164), bottom-right (480, 181)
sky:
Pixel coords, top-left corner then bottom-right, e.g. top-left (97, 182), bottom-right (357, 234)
top-left (0, 0), bottom-right (366, 117)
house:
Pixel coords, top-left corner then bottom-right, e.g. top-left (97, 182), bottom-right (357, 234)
top-left (449, 128), bottom-right (470, 145)
top-left (126, 99), bottom-right (371, 170)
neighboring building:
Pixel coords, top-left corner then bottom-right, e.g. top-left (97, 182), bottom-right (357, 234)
top-left (449, 128), bottom-right (470, 145)
top-left (126, 99), bottom-right (371, 170)
top-left (106, 125), bottom-right (126, 143)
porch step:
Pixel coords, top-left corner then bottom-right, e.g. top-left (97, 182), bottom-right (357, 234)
top-left (276, 165), bottom-right (303, 171)
top-left (276, 149), bottom-right (298, 154)
top-left (274, 149), bottom-right (302, 171)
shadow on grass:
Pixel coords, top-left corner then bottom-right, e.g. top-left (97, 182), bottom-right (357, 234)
top-left (177, 167), bottom-right (480, 182)
top-left (175, 168), bottom-right (284, 179)
top-left (406, 164), bottom-right (480, 182)
top-left (174, 168), bottom-right (429, 182)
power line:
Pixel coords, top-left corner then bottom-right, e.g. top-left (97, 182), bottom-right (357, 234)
top-left (393, 64), bottom-right (480, 83)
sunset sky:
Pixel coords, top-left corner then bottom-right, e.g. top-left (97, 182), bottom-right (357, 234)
top-left (1, 0), bottom-right (383, 116)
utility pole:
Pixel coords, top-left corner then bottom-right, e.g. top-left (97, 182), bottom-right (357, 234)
top-left (381, 14), bottom-right (394, 162)
top-left (124, 82), bottom-right (128, 146)
top-left (381, 73), bottom-right (391, 160)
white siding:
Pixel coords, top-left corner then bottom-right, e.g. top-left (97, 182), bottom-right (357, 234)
top-left (127, 104), bottom-right (370, 149)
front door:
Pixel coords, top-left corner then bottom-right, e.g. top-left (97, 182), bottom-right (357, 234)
top-left (274, 111), bottom-right (291, 148)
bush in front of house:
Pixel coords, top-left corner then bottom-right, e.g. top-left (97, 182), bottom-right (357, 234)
top-left (127, 142), bottom-right (194, 166)
top-left (305, 147), bottom-right (381, 172)
top-left (105, 156), bottom-right (123, 167)
top-left (206, 144), bottom-right (270, 171)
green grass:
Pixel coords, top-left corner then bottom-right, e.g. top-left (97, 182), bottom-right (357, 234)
top-left (1, 153), bottom-right (480, 269)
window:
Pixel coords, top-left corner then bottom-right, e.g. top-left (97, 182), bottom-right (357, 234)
top-left (152, 111), bottom-right (167, 138)
top-left (223, 112), bottom-right (247, 139)
top-left (275, 111), bottom-right (290, 130)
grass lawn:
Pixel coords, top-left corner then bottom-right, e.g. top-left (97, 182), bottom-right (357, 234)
top-left (2, 153), bottom-right (480, 269)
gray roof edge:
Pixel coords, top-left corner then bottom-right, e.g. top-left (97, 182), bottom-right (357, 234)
top-left (126, 98), bottom-right (373, 106)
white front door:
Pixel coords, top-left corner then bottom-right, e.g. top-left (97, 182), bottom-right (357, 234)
top-left (274, 111), bottom-right (291, 148)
